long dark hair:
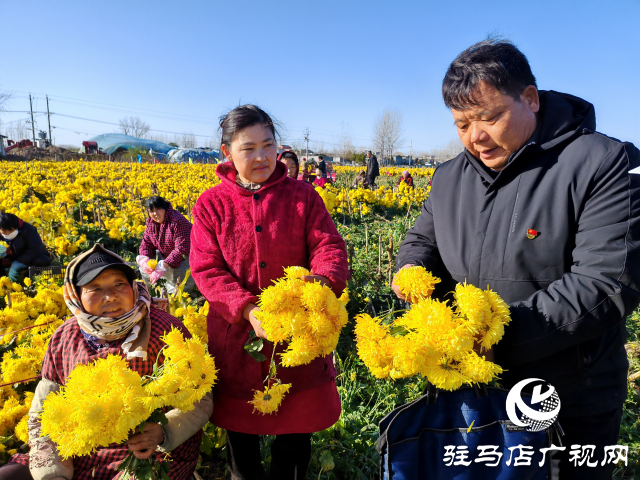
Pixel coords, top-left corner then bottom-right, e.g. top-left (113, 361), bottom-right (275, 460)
top-left (218, 105), bottom-right (280, 154)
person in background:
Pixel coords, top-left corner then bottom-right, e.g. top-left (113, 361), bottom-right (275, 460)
top-left (137, 196), bottom-right (194, 294)
top-left (0, 212), bottom-right (50, 282)
top-left (396, 170), bottom-right (414, 188)
top-left (365, 150), bottom-right (379, 189)
top-left (300, 157), bottom-right (308, 174)
top-left (317, 155), bottom-right (327, 178)
top-left (278, 151), bottom-right (299, 179)
top-left (0, 245), bottom-right (211, 480)
top-left (190, 104), bottom-right (347, 480)
top-left (313, 168), bottom-right (332, 188)
top-left (352, 171), bottom-right (369, 188)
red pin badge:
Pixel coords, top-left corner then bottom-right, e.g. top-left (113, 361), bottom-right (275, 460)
top-left (526, 229), bottom-right (538, 240)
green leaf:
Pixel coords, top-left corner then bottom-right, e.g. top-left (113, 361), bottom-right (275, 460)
top-left (319, 450), bottom-right (335, 471)
top-left (244, 330), bottom-right (267, 362)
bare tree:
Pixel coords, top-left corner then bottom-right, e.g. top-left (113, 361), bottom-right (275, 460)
top-left (336, 122), bottom-right (356, 162)
top-left (0, 90), bottom-right (12, 115)
top-left (181, 132), bottom-right (198, 148)
top-left (1, 119), bottom-right (29, 141)
top-left (372, 108), bottom-right (405, 163)
top-left (311, 140), bottom-right (326, 155)
top-left (432, 137), bottom-right (465, 161)
top-left (119, 116), bottom-right (150, 138)
top-left (206, 128), bottom-right (221, 150)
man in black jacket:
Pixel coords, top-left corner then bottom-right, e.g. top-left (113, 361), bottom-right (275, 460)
top-left (0, 212), bottom-right (51, 281)
top-left (366, 150), bottom-right (379, 188)
top-left (394, 39), bottom-right (640, 479)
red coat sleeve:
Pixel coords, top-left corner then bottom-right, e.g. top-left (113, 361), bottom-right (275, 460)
top-left (139, 220), bottom-right (156, 258)
top-left (305, 188), bottom-right (348, 296)
top-left (164, 214), bottom-right (192, 269)
top-left (190, 196), bottom-right (258, 325)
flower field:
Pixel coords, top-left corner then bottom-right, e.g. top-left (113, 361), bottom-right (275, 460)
top-left (0, 159), bottom-right (638, 478)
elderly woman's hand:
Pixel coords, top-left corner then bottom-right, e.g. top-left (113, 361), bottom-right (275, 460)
top-left (127, 422), bottom-right (164, 459)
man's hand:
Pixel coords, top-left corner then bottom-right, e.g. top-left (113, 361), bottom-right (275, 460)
top-left (244, 303), bottom-right (267, 339)
top-left (127, 422), bottom-right (164, 459)
top-left (473, 342), bottom-right (495, 363)
top-left (302, 275), bottom-right (331, 288)
top-left (391, 264), bottom-right (415, 301)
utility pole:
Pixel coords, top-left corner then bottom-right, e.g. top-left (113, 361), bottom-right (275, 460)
top-left (303, 128), bottom-right (309, 160)
top-left (46, 95), bottom-right (53, 145)
top-left (29, 94), bottom-right (36, 144)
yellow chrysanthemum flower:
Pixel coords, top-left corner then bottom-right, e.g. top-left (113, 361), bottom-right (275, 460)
top-left (394, 266), bottom-right (440, 303)
top-left (250, 383), bottom-right (291, 415)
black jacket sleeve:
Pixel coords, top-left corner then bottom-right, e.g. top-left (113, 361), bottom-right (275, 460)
top-left (500, 143), bottom-right (640, 364)
top-left (396, 195), bottom-right (441, 272)
top-left (13, 224), bottom-right (50, 265)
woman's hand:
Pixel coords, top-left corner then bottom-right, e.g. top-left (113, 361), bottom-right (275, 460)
top-left (302, 275), bottom-right (331, 288)
top-left (127, 422), bottom-right (164, 460)
top-left (244, 304), bottom-right (267, 339)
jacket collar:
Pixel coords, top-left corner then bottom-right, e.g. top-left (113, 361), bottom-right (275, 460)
top-left (217, 161), bottom-right (288, 196)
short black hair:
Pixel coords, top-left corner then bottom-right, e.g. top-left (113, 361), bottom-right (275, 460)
top-left (144, 196), bottom-right (171, 211)
top-left (442, 37), bottom-right (537, 110)
top-left (219, 105), bottom-right (279, 152)
top-left (0, 212), bottom-right (20, 230)
top-left (318, 155), bottom-right (324, 160)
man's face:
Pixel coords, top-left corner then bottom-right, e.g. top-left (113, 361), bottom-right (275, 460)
top-left (452, 82), bottom-right (539, 171)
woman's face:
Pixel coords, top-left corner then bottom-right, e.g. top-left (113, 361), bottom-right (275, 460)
top-left (222, 124), bottom-right (277, 184)
top-left (80, 268), bottom-right (135, 317)
top-left (148, 208), bottom-right (166, 224)
top-left (282, 158), bottom-right (298, 178)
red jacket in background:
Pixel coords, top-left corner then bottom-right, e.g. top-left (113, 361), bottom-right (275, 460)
top-left (313, 177), bottom-right (331, 188)
top-left (190, 162), bottom-right (348, 401)
top-left (139, 205), bottom-right (192, 269)
top-left (397, 175), bottom-right (414, 187)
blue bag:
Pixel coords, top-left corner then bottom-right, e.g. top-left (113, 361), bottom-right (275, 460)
top-left (377, 384), bottom-right (563, 479)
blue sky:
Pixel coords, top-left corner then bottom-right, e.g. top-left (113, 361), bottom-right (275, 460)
top-left (2, 0), bottom-right (639, 152)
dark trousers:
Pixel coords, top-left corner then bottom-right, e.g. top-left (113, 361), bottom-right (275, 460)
top-left (226, 430), bottom-right (311, 480)
top-left (550, 406), bottom-right (623, 479)
top-left (0, 463), bottom-right (32, 480)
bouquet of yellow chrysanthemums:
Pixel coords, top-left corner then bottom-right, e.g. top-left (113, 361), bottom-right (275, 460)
top-left (355, 266), bottom-right (511, 391)
top-left (247, 266), bottom-right (349, 414)
top-left (41, 328), bottom-right (217, 479)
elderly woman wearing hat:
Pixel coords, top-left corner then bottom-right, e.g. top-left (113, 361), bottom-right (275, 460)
top-left (396, 170), bottom-right (414, 188)
top-left (1, 244), bottom-right (212, 480)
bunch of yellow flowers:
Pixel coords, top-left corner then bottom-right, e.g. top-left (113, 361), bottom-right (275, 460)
top-left (255, 266), bottom-right (349, 367)
top-left (355, 266), bottom-right (511, 391)
top-left (41, 328), bottom-right (217, 459)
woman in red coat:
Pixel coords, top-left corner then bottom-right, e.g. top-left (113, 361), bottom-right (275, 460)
top-left (190, 105), bottom-right (347, 480)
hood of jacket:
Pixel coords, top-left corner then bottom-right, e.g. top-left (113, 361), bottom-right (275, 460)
top-left (536, 90), bottom-right (595, 150)
top-left (216, 160), bottom-right (288, 196)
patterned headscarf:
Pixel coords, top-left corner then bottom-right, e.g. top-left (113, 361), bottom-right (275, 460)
top-left (63, 244), bottom-right (152, 360)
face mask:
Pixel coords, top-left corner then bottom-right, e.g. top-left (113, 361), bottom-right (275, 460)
top-left (2, 230), bottom-right (18, 241)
